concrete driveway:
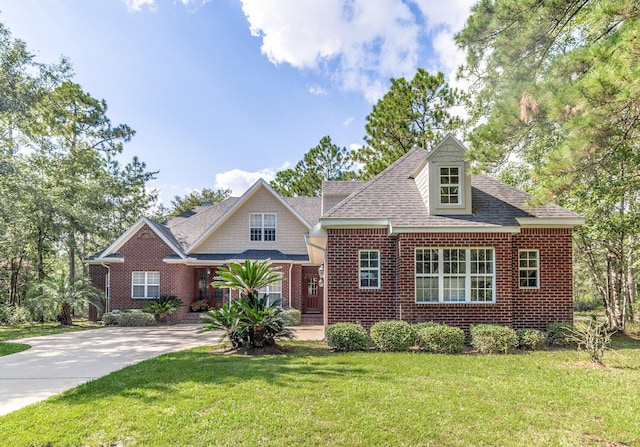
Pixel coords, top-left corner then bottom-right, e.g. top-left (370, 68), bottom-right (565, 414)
top-left (0, 325), bottom-right (223, 416)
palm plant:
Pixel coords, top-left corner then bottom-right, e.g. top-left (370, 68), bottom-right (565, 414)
top-left (30, 272), bottom-right (104, 326)
top-left (202, 259), bottom-right (292, 349)
top-left (143, 295), bottom-right (183, 322)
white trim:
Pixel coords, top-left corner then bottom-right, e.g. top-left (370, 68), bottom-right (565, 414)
top-left (518, 249), bottom-right (540, 289)
top-left (319, 218), bottom-right (391, 228)
top-left (516, 217), bottom-right (585, 227)
top-left (186, 179), bottom-right (311, 253)
top-left (415, 247), bottom-right (496, 304)
top-left (250, 212), bottom-right (277, 242)
top-left (86, 257), bottom-right (125, 265)
top-left (97, 217), bottom-right (186, 260)
top-left (390, 226), bottom-right (521, 235)
top-left (359, 249), bottom-right (381, 290)
top-left (438, 165), bottom-right (462, 206)
top-left (131, 271), bottom-right (160, 299)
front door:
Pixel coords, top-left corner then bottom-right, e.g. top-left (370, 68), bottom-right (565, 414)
top-left (302, 274), bottom-right (322, 313)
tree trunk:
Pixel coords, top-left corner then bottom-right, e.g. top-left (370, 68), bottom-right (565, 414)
top-left (60, 302), bottom-right (73, 326)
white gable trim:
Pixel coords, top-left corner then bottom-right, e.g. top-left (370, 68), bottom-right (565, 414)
top-left (186, 179), bottom-right (312, 254)
top-left (516, 217), bottom-right (585, 228)
top-left (97, 217), bottom-right (186, 260)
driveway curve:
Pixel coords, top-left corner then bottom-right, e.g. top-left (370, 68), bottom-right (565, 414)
top-left (0, 325), bottom-right (223, 416)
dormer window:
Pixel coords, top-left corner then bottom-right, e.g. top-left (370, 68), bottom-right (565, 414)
top-left (439, 167), bottom-right (460, 205)
top-left (250, 213), bottom-right (276, 241)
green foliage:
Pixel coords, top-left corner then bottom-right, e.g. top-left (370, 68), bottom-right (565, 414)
top-left (281, 308), bottom-right (302, 326)
top-left (117, 310), bottom-right (156, 327)
top-left (355, 69), bottom-right (466, 179)
top-left (370, 320), bottom-right (416, 352)
top-left (546, 322), bottom-right (576, 348)
top-left (270, 135), bottom-right (356, 197)
top-left (573, 294), bottom-right (602, 312)
top-left (470, 324), bottom-right (518, 355)
top-left (456, 0), bottom-right (640, 330)
top-left (0, 304), bottom-right (30, 325)
top-left (204, 260), bottom-right (292, 350)
top-left (516, 329), bottom-right (547, 351)
top-left (101, 312), bottom-right (119, 326)
top-left (143, 295), bottom-right (183, 322)
top-left (565, 316), bottom-right (613, 364)
top-left (415, 323), bottom-right (465, 354)
top-left (326, 322), bottom-right (369, 352)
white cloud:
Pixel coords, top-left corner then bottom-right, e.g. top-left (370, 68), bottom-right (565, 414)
top-left (343, 117), bottom-right (354, 126)
top-left (214, 168), bottom-right (277, 195)
top-left (122, 0), bottom-right (156, 12)
top-left (309, 85), bottom-right (328, 96)
top-left (240, 0), bottom-right (476, 102)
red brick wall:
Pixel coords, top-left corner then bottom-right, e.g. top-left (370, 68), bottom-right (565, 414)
top-left (512, 228), bottom-right (574, 330)
top-left (326, 228), bottom-right (397, 327)
top-left (326, 228), bottom-right (574, 332)
top-left (101, 225), bottom-right (193, 316)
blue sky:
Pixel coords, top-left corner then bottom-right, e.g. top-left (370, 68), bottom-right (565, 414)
top-left (1, 0), bottom-right (473, 204)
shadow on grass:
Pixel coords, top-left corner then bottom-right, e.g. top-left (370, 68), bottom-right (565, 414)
top-left (59, 341), bottom-right (372, 405)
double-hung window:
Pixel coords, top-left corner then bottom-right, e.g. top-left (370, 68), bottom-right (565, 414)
top-left (359, 250), bottom-right (380, 289)
top-left (439, 167), bottom-right (460, 205)
top-left (250, 213), bottom-right (276, 241)
top-left (132, 271), bottom-right (160, 299)
top-left (416, 248), bottom-right (495, 303)
top-left (519, 250), bottom-right (539, 288)
top-left (259, 280), bottom-right (282, 307)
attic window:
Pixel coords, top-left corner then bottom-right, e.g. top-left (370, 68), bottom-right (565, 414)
top-left (250, 213), bottom-right (276, 241)
top-left (440, 167), bottom-right (460, 205)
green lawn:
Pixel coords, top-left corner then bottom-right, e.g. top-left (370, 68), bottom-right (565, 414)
top-left (1, 338), bottom-right (639, 447)
top-left (0, 320), bottom-right (102, 357)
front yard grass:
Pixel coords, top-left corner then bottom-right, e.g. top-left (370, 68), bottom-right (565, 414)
top-left (1, 338), bottom-right (640, 447)
top-left (0, 320), bottom-right (102, 357)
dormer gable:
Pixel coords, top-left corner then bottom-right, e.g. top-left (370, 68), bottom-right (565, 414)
top-left (412, 134), bottom-right (472, 216)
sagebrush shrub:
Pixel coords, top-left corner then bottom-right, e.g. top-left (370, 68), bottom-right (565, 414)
top-left (370, 320), bottom-right (415, 352)
top-left (326, 322), bottom-right (368, 351)
top-left (516, 328), bottom-right (546, 350)
top-left (470, 324), bottom-right (518, 354)
top-left (546, 322), bottom-right (575, 347)
top-left (415, 323), bottom-right (465, 354)
top-left (117, 310), bottom-right (156, 327)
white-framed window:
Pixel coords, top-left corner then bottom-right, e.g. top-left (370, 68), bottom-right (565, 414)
top-left (250, 213), bottom-right (276, 241)
top-left (415, 248), bottom-right (495, 303)
top-left (259, 280), bottom-right (282, 307)
top-left (440, 166), bottom-right (461, 205)
top-left (359, 250), bottom-right (380, 289)
top-left (131, 271), bottom-right (160, 299)
top-left (519, 249), bottom-right (539, 289)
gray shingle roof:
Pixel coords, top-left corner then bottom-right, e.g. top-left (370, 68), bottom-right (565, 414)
top-left (284, 197), bottom-right (322, 226)
top-left (324, 147), bottom-right (581, 227)
top-left (169, 250), bottom-right (309, 262)
top-left (322, 181), bottom-right (367, 196)
top-left (165, 198), bottom-right (239, 248)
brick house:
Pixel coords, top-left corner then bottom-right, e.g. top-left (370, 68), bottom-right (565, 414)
top-left (87, 179), bottom-right (325, 324)
top-left (305, 134), bottom-right (583, 331)
top-left (88, 134), bottom-right (582, 331)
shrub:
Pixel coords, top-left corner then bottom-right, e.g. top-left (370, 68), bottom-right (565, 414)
top-left (143, 295), bottom-right (183, 322)
top-left (0, 304), bottom-right (30, 325)
top-left (573, 294), bottom-right (602, 312)
top-left (326, 322), bottom-right (368, 352)
top-left (412, 321), bottom-right (439, 332)
top-left (565, 316), bottom-right (613, 364)
top-left (470, 324), bottom-right (518, 354)
top-left (415, 323), bottom-right (465, 354)
top-left (281, 308), bottom-right (302, 326)
top-left (516, 328), bottom-right (546, 350)
top-left (117, 310), bottom-right (156, 327)
top-left (546, 322), bottom-right (575, 347)
top-left (102, 312), bottom-right (119, 326)
top-left (370, 320), bottom-right (416, 352)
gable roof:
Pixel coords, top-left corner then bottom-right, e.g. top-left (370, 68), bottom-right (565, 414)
top-left (322, 146), bottom-right (582, 230)
top-left (186, 179), bottom-right (315, 254)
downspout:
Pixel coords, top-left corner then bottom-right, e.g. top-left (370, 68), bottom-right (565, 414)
top-left (100, 262), bottom-right (111, 313)
top-left (388, 220), bottom-right (401, 321)
top-left (288, 262), bottom-right (293, 308)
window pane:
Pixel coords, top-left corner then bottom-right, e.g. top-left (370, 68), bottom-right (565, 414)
top-left (416, 277), bottom-right (438, 302)
top-left (263, 214), bottom-right (276, 227)
top-left (132, 272), bottom-right (145, 284)
top-left (148, 272), bottom-right (160, 285)
top-left (264, 228), bottom-right (276, 241)
top-left (443, 277), bottom-right (465, 301)
top-left (147, 286), bottom-right (160, 298)
top-left (250, 228), bottom-right (262, 241)
top-left (132, 285), bottom-right (145, 298)
top-left (250, 214), bottom-right (262, 227)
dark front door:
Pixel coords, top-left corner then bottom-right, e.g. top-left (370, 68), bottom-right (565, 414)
top-left (303, 274), bottom-right (322, 313)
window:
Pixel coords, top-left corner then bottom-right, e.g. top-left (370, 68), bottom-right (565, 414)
top-left (259, 280), bottom-right (282, 307)
top-left (308, 277), bottom-right (318, 295)
top-left (440, 167), bottom-right (460, 205)
top-left (132, 271), bottom-right (160, 299)
top-left (359, 250), bottom-right (380, 289)
top-left (519, 250), bottom-right (539, 288)
top-left (250, 213), bottom-right (276, 241)
top-left (416, 248), bottom-right (495, 303)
